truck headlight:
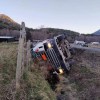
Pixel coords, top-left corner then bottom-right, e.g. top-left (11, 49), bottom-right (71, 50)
top-left (48, 43), bottom-right (52, 48)
top-left (59, 68), bottom-right (63, 74)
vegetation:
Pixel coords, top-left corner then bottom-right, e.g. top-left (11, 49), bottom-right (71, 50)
top-left (0, 14), bottom-right (80, 41)
top-left (68, 50), bottom-right (100, 100)
top-left (0, 14), bottom-right (100, 43)
top-left (0, 20), bottom-right (20, 30)
top-left (0, 43), bottom-right (56, 100)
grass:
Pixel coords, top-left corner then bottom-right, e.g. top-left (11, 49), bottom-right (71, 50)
top-left (0, 42), bottom-right (56, 100)
top-left (0, 42), bottom-right (17, 99)
top-left (21, 68), bottom-right (56, 100)
top-left (68, 51), bottom-right (100, 100)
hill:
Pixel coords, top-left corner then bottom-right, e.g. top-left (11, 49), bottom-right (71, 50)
top-left (0, 14), bottom-right (16, 23)
top-left (92, 29), bottom-right (100, 35)
top-left (0, 14), bottom-right (80, 41)
top-left (29, 28), bottom-right (80, 41)
top-left (0, 14), bottom-right (20, 30)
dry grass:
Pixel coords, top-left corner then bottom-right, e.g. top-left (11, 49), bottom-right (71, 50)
top-left (0, 42), bottom-right (17, 99)
top-left (56, 76), bottom-right (78, 100)
top-left (0, 42), bottom-right (56, 100)
top-left (55, 49), bottom-right (100, 100)
top-left (21, 65), bottom-right (56, 100)
top-left (1, 42), bottom-right (99, 100)
top-left (68, 49), bottom-right (100, 100)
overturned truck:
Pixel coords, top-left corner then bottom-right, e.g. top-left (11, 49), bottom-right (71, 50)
top-left (32, 35), bottom-right (72, 75)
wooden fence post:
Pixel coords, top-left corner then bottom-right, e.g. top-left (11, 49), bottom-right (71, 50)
top-left (26, 40), bottom-right (32, 70)
top-left (16, 22), bottom-right (26, 90)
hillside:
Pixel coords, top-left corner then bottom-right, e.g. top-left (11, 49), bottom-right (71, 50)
top-left (0, 14), bottom-right (20, 30)
top-left (0, 14), bottom-right (20, 38)
top-left (1, 14), bottom-right (100, 42)
top-left (92, 29), bottom-right (100, 35)
top-left (0, 14), bottom-right (80, 41)
top-left (29, 28), bottom-right (80, 41)
top-left (0, 14), bottom-right (16, 23)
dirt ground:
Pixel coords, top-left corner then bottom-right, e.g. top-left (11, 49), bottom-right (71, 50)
top-left (56, 49), bottom-right (100, 100)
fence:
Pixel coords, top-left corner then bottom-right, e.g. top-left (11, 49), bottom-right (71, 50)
top-left (16, 22), bottom-right (31, 90)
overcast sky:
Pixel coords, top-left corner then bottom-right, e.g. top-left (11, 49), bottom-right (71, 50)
top-left (0, 0), bottom-right (100, 33)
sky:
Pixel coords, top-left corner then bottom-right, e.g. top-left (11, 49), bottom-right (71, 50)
top-left (0, 0), bottom-right (100, 33)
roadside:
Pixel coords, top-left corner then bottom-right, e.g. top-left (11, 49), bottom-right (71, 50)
top-left (68, 49), bottom-right (100, 100)
top-left (55, 49), bottom-right (100, 100)
top-left (0, 43), bottom-right (56, 100)
top-left (1, 42), bottom-right (100, 100)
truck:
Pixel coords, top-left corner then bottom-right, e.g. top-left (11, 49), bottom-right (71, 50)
top-left (32, 35), bottom-right (72, 75)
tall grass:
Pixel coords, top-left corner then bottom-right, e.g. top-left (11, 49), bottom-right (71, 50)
top-left (0, 42), bottom-right (56, 100)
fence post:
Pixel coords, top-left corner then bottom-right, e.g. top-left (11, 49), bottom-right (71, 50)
top-left (26, 40), bottom-right (32, 70)
top-left (16, 22), bottom-right (26, 90)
